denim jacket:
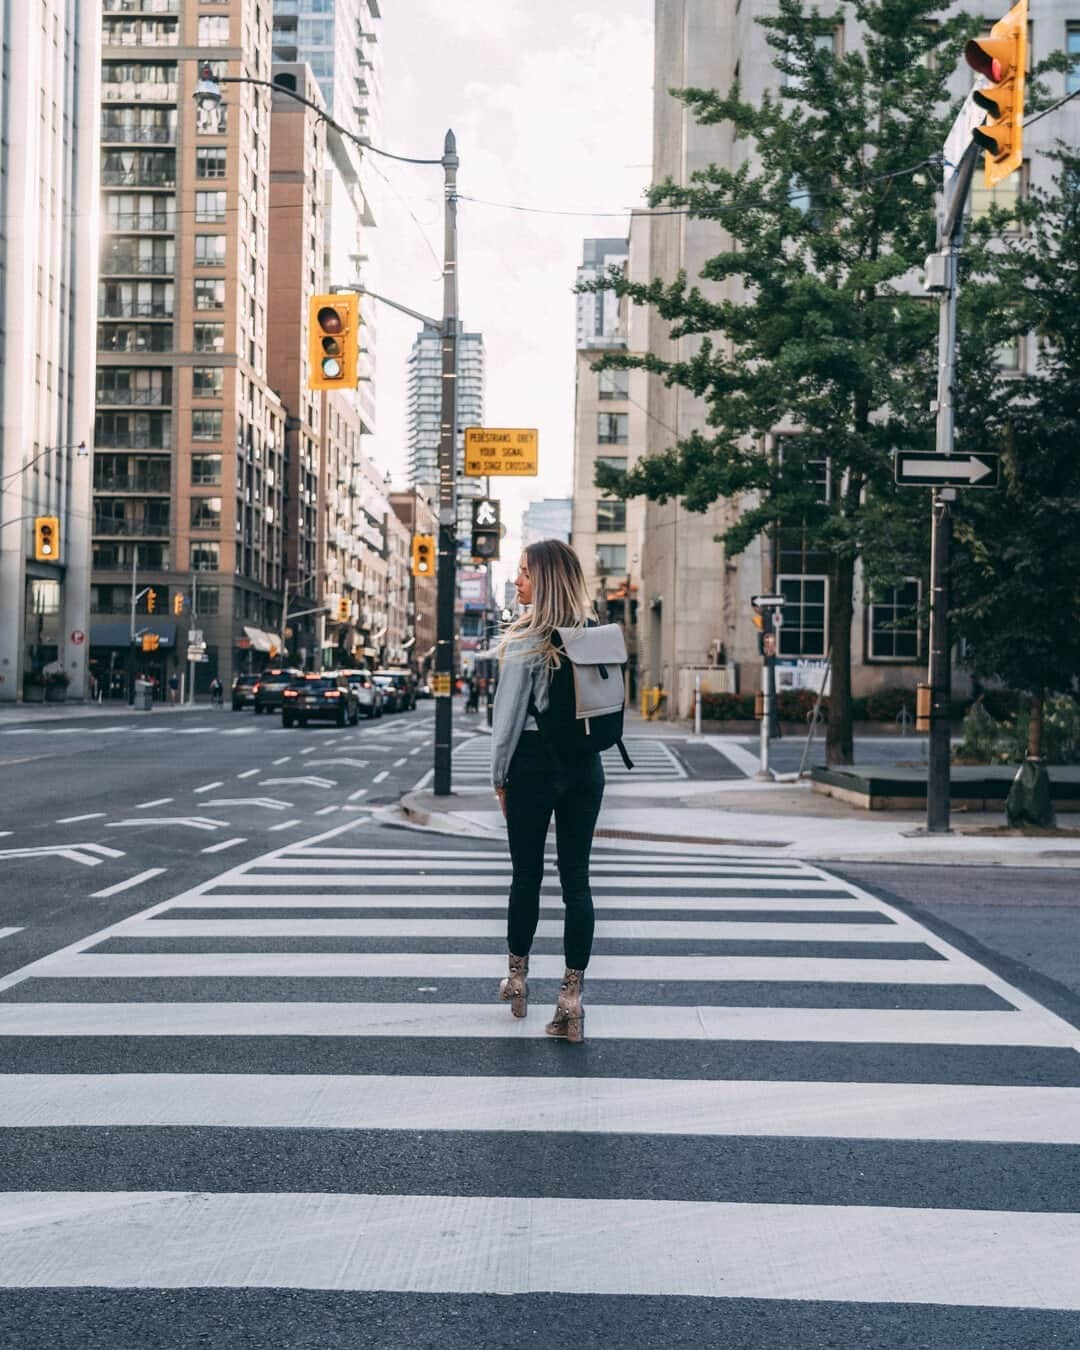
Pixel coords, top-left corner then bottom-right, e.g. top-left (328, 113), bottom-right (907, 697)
top-left (490, 640), bottom-right (549, 788)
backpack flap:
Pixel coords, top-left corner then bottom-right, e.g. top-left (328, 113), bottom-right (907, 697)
top-left (555, 624), bottom-right (628, 721)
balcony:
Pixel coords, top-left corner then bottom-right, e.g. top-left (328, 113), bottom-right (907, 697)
top-left (103, 0), bottom-right (179, 12)
top-left (96, 387), bottom-right (172, 408)
top-left (92, 514), bottom-right (172, 538)
top-left (100, 124), bottom-right (176, 145)
top-left (102, 81), bottom-right (178, 103)
top-left (102, 20), bottom-right (179, 47)
top-left (97, 324), bottom-right (173, 353)
top-left (104, 209), bottom-right (176, 231)
top-left (97, 300), bottom-right (174, 319)
top-left (93, 471), bottom-right (172, 493)
top-left (94, 431), bottom-right (172, 451)
top-left (100, 255), bottom-right (174, 276)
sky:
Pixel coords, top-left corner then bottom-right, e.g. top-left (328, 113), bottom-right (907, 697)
top-left (370, 0), bottom-right (654, 592)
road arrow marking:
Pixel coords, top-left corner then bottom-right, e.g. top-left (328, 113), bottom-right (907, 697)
top-left (306, 758), bottom-right (369, 768)
top-left (204, 797), bottom-right (292, 811)
top-left (107, 817), bottom-right (227, 832)
top-left (0, 843), bottom-right (124, 868)
top-left (260, 775), bottom-right (336, 790)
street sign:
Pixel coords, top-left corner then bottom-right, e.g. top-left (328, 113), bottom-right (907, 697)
top-left (188, 629), bottom-right (203, 646)
top-left (894, 451), bottom-right (1000, 488)
top-left (772, 609), bottom-right (784, 628)
top-left (751, 594), bottom-right (786, 608)
top-left (464, 427), bottom-right (538, 477)
top-left (186, 647), bottom-right (208, 662)
top-left (431, 672), bottom-right (452, 697)
top-left (70, 630), bottom-right (85, 645)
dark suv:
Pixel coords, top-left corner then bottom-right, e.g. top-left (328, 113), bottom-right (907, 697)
top-left (281, 673), bottom-right (360, 728)
top-left (253, 667), bottom-right (303, 715)
top-left (231, 672), bottom-right (260, 711)
top-left (374, 669), bottom-right (416, 712)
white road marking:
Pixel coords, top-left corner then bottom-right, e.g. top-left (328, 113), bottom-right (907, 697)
top-left (393, 757), bottom-right (407, 767)
top-left (0, 928), bottom-right (23, 942)
top-left (408, 747), bottom-right (423, 755)
top-left (107, 817), bottom-right (226, 833)
top-left (314, 806), bottom-right (339, 817)
top-left (260, 776), bottom-right (336, 789)
top-left (236, 769), bottom-right (259, 779)
top-left (89, 868), bottom-right (167, 899)
top-left (372, 771), bottom-right (388, 784)
top-left (0, 1191), bottom-right (1076, 1306)
top-left (306, 759), bottom-right (369, 768)
top-left (56, 813), bottom-right (107, 824)
top-left (347, 788), bottom-right (368, 801)
top-left (135, 797), bottom-right (173, 809)
top-left (299, 746), bottom-right (316, 756)
top-left (165, 893), bottom-right (859, 913)
top-left (0, 843), bottom-right (124, 868)
top-left (192, 782), bottom-right (224, 794)
top-left (267, 819), bottom-right (301, 832)
top-left (272, 756), bottom-right (291, 765)
top-left (201, 838), bottom-right (247, 854)
top-left (204, 798), bottom-right (291, 811)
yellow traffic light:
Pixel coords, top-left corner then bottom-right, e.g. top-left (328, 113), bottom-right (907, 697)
top-left (146, 588), bottom-right (157, 614)
top-left (173, 593), bottom-right (184, 616)
top-left (412, 534), bottom-right (435, 577)
top-left (141, 633), bottom-right (160, 652)
top-left (965, 0), bottom-right (1026, 188)
top-left (307, 293), bottom-right (360, 391)
top-left (337, 596), bottom-right (350, 623)
top-left (33, 516), bottom-right (60, 562)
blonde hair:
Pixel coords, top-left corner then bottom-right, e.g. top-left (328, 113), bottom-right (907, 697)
top-left (498, 539), bottom-right (594, 669)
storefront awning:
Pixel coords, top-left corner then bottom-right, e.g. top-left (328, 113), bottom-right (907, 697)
top-left (91, 620), bottom-right (177, 648)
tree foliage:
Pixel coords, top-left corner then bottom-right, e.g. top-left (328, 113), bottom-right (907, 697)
top-left (585, 0), bottom-right (977, 762)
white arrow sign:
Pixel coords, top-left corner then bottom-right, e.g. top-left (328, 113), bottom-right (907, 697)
top-left (0, 842), bottom-right (125, 868)
top-left (895, 452), bottom-right (1000, 488)
top-left (306, 759), bottom-right (370, 769)
top-left (260, 776), bottom-right (337, 790)
top-left (203, 797), bottom-right (293, 811)
top-left (107, 817), bottom-right (228, 832)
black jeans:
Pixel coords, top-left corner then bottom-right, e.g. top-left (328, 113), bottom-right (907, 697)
top-left (505, 732), bottom-right (604, 970)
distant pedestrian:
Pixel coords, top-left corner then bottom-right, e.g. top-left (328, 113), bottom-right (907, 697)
top-left (168, 672), bottom-right (179, 704)
top-left (490, 540), bottom-right (603, 1043)
top-left (209, 676), bottom-right (223, 708)
top-left (466, 678), bottom-right (480, 714)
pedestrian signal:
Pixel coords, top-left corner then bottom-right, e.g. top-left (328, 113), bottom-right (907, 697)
top-left (173, 593), bottom-right (185, 615)
top-left (965, 0), bottom-right (1026, 188)
top-left (307, 293), bottom-right (359, 391)
top-left (141, 633), bottom-right (160, 652)
top-left (470, 498), bottom-right (500, 562)
top-left (146, 588), bottom-right (158, 614)
top-left (33, 516), bottom-right (60, 562)
top-left (411, 534), bottom-right (435, 577)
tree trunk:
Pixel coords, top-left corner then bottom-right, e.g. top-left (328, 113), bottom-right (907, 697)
top-left (825, 552), bottom-right (856, 765)
top-left (1027, 688), bottom-right (1045, 759)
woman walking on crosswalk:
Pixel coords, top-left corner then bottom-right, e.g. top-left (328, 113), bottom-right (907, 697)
top-left (491, 540), bottom-right (604, 1043)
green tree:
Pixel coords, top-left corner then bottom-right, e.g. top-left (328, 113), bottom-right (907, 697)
top-left (952, 148), bottom-right (1080, 758)
top-left (585, 0), bottom-right (977, 763)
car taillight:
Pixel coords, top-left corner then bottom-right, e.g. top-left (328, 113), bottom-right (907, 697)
top-left (253, 683), bottom-right (262, 693)
top-left (325, 690), bottom-right (341, 698)
top-left (283, 689), bottom-right (298, 699)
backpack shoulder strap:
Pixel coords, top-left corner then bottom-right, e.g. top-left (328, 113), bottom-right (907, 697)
top-left (615, 738), bottom-right (634, 771)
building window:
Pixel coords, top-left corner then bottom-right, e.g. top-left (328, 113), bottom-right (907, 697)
top-left (193, 366), bottom-right (224, 398)
top-left (195, 190), bottom-right (227, 223)
top-left (195, 148), bottom-right (226, 179)
top-left (596, 543), bottom-right (627, 573)
top-left (194, 234), bottom-right (226, 266)
top-left (996, 336), bottom-right (1022, 370)
top-left (193, 322), bottom-right (225, 353)
top-left (190, 541), bottom-right (220, 571)
top-left (192, 409), bottom-right (223, 440)
top-left (190, 496), bottom-right (222, 530)
top-left (197, 14), bottom-right (229, 44)
top-left (775, 434), bottom-right (831, 503)
top-left (598, 369), bottom-right (629, 400)
top-left (778, 574), bottom-right (828, 658)
top-left (191, 453), bottom-right (222, 485)
top-left (970, 162), bottom-right (1026, 227)
top-left (596, 500), bottom-right (626, 532)
top-left (783, 26), bottom-right (842, 87)
top-left (194, 584), bottom-right (220, 614)
top-left (868, 579), bottom-right (921, 661)
top-left (596, 455), bottom-right (628, 474)
top-left (194, 278), bottom-right (225, 310)
top-left (597, 412), bottom-right (628, 444)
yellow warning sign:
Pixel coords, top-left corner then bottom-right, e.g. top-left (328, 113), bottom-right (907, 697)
top-left (464, 427), bottom-right (538, 477)
top-left (431, 673), bottom-right (453, 697)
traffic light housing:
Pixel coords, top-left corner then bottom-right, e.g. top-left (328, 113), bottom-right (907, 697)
top-left (965, 0), bottom-right (1026, 188)
top-left (173, 593), bottom-right (185, 616)
top-left (411, 534), bottom-right (435, 577)
top-left (141, 633), bottom-right (160, 652)
top-left (337, 596), bottom-right (350, 623)
top-left (470, 498), bottom-right (501, 562)
top-left (33, 516), bottom-right (59, 562)
top-left (146, 588), bottom-right (157, 614)
top-left (307, 292), bottom-right (360, 391)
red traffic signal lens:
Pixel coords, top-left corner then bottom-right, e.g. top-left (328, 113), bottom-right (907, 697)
top-left (965, 39), bottom-right (1003, 81)
top-left (317, 306), bottom-right (343, 334)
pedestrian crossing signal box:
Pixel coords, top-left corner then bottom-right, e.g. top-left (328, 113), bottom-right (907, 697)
top-left (141, 633), bottom-right (160, 652)
top-left (307, 292), bottom-right (359, 391)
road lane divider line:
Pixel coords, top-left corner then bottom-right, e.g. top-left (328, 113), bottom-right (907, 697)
top-left (268, 819), bottom-right (301, 832)
top-left (236, 769), bottom-right (259, 779)
top-left (315, 806), bottom-right (339, 816)
top-left (89, 868), bottom-right (167, 899)
top-left (347, 788), bottom-right (368, 801)
top-left (373, 771), bottom-right (388, 784)
top-left (56, 813), bottom-right (107, 824)
top-left (135, 798), bottom-right (173, 809)
top-left (201, 838), bottom-right (247, 854)
top-left (193, 782), bottom-right (224, 794)
top-left (272, 756), bottom-right (291, 765)
top-left (0, 927), bottom-right (23, 941)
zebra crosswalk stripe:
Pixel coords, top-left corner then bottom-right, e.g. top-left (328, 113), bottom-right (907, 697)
top-left (1, 830), bottom-right (1078, 1324)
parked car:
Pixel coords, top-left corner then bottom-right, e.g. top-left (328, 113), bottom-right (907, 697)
top-left (415, 680), bottom-right (433, 700)
top-left (375, 669), bottom-right (417, 712)
top-left (252, 667), bottom-right (303, 715)
top-left (281, 672), bottom-right (361, 728)
top-left (372, 673), bottom-right (402, 713)
top-left (344, 670), bottom-right (384, 719)
top-left (231, 672), bottom-right (260, 711)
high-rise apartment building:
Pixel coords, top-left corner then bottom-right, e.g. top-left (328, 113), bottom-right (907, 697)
top-left (522, 499), bottom-right (572, 550)
top-left (570, 237), bottom-right (641, 690)
top-left (0, 0), bottom-right (99, 703)
top-left (91, 0), bottom-right (287, 694)
top-left (390, 488), bottom-right (438, 675)
top-left (406, 325), bottom-right (486, 497)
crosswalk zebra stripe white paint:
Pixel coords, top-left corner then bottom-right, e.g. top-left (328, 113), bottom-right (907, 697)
top-left (252, 858), bottom-right (817, 877)
top-left (159, 893), bottom-right (873, 913)
top-left (122, 917), bottom-right (920, 943)
top-left (216, 873), bottom-right (848, 892)
top-left (0, 927), bottom-right (22, 942)
top-left (2, 1190), bottom-right (1076, 1307)
top-left (39, 953), bottom-right (983, 983)
top-left (0, 1002), bottom-right (1068, 1047)
top-left (4, 1073), bottom-right (1078, 1143)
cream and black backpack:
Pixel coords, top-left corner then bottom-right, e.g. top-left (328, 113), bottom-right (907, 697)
top-left (529, 623), bottom-right (634, 769)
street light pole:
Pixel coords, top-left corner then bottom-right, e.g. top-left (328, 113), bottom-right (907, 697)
top-left (434, 130), bottom-right (459, 796)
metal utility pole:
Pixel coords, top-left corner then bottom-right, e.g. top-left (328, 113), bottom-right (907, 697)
top-left (924, 140), bottom-right (978, 834)
top-left (433, 129), bottom-right (459, 796)
top-left (127, 544), bottom-right (138, 706)
top-left (187, 572), bottom-right (198, 705)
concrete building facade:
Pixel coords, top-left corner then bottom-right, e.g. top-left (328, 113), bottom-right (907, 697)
top-left (633, 0), bottom-right (1079, 718)
top-left (0, 0), bottom-right (100, 703)
top-left (91, 0), bottom-right (287, 695)
top-left (522, 498), bottom-right (572, 550)
top-left (390, 488), bottom-right (438, 674)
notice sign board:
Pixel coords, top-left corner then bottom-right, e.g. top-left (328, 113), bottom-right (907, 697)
top-left (464, 427), bottom-right (538, 477)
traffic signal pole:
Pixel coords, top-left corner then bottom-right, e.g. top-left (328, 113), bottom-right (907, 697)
top-left (434, 130), bottom-right (460, 797)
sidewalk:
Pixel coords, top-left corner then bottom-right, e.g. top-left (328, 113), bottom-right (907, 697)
top-left (0, 700), bottom-right (210, 728)
top-left (398, 736), bottom-right (1080, 869)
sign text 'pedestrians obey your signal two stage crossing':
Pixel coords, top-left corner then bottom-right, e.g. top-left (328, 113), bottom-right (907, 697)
top-left (464, 427), bottom-right (538, 477)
